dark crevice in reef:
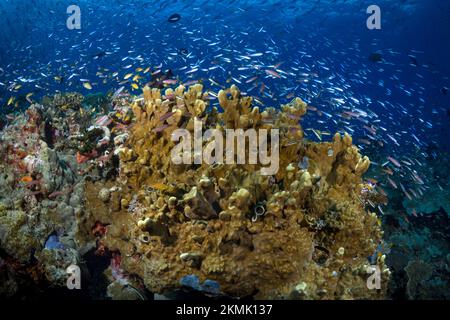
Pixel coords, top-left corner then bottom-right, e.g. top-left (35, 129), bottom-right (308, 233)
top-left (81, 248), bottom-right (112, 300)
top-left (0, 246), bottom-right (114, 300)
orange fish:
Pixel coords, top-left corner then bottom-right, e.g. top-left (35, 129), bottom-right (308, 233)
top-left (76, 153), bottom-right (90, 164)
top-left (265, 69), bottom-right (281, 78)
top-left (259, 82), bottom-right (265, 94)
top-left (149, 182), bottom-right (168, 191)
top-left (76, 150), bottom-right (98, 164)
top-left (274, 61), bottom-right (284, 68)
top-left (378, 187), bottom-right (387, 197)
top-left (20, 176), bottom-right (33, 183)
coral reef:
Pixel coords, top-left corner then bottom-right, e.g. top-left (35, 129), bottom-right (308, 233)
top-left (0, 85), bottom-right (389, 299)
top-left (83, 84), bottom-right (388, 299)
top-left (371, 149), bottom-right (450, 300)
top-left (0, 91), bottom-right (129, 297)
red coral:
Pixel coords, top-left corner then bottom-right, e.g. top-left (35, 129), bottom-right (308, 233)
top-left (92, 221), bottom-right (108, 237)
top-left (76, 149), bottom-right (98, 164)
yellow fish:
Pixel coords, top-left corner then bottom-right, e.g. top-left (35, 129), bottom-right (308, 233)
top-left (83, 82), bottom-right (93, 90)
top-left (14, 84), bottom-right (22, 90)
top-left (26, 93), bottom-right (34, 103)
top-left (132, 75), bottom-right (141, 82)
top-left (143, 67), bottom-right (150, 74)
top-left (135, 67), bottom-right (143, 72)
top-left (7, 97), bottom-right (15, 106)
top-left (149, 182), bottom-right (168, 191)
top-left (131, 83), bottom-right (139, 90)
top-left (124, 73), bottom-right (133, 80)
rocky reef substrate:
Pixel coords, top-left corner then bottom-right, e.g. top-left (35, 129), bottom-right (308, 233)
top-left (0, 84), bottom-right (390, 299)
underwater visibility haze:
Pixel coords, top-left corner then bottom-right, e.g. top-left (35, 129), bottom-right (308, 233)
top-left (0, 0), bottom-right (449, 300)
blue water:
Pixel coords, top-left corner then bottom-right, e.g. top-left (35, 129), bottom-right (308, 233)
top-left (0, 0), bottom-right (449, 154)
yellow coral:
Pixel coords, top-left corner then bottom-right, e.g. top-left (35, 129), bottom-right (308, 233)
top-left (83, 85), bottom-right (388, 299)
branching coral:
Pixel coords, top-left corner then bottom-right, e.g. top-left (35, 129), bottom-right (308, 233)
top-left (84, 84), bottom-right (389, 299)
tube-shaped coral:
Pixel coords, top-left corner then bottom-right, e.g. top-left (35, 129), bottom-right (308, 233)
top-left (84, 85), bottom-right (388, 299)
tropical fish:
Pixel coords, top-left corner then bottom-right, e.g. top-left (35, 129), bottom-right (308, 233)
top-left (152, 124), bottom-right (169, 133)
top-left (387, 177), bottom-right (398, 189)
top-left (20, 176), bottom-right (34, 183)
top-left (83, 82), bottom-right (93, 90)
top-left (265, 69), bottom-right (281, 78)
top-left (168, 13), bottom-right (181, 23)
top-left (149, 182), bottom-right (169, 191)
top-left (159, 112), bottom-right (175, 122)
top-left (387, 156), bottom-right (401, 168)
top-left (163, 79), bottom-right (178, 85)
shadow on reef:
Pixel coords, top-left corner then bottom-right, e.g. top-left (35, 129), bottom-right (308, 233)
top-left (0, 245), bottom-right (107, 300)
